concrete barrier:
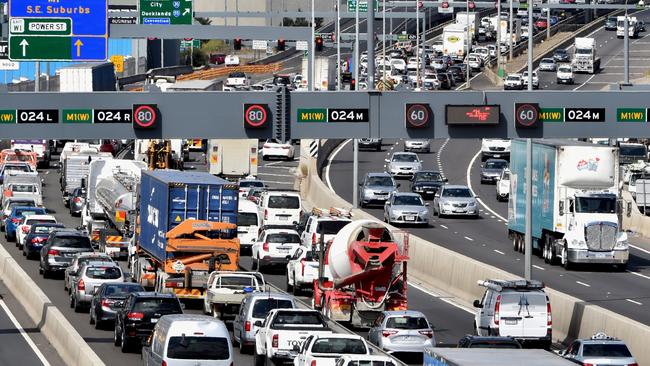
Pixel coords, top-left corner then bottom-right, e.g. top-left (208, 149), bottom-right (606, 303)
top-left (621, 190), bottom-right (650, 237)
top-left (298, 147), bottom-right (650, 365)
top-left (0, 245), bottom-right (105, 366)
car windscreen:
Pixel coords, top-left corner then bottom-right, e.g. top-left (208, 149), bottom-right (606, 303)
top-left (366, 177), bottom-right (394, 186)
top-left (268, 195), bottom-right (300, 209)
top-left (386, 316), bottom-right (429, 330)
top-left (575, 197), bottom-right (616, 214)
top-left (51, 236), bottom-right (92, 249)
top-left (620, 145), bottom-right (646, 156)
top-left (582, 344), bottom-right (632, 357)
top-left (272, 311), bottom-right (325, 326)
top-left (11, 184), bottom-right (36, 193)
top-left (415, 172), bottom-right (442, 182)
top-left (132, 298), bottom-right (182, 313)
top-left (238, 212), bottom-right (259, 227)
top-left (311, 338), bottom-right (367, 354)
top-left (485, 161), bottom-right (508, 169)
top-left (4, 165), bottom-right (31, 172)
top-left (240, 181), bottom-right (264, 188)
top-left (33, 225), bottom-right (62, 234)
top-left (104, 284), bottom-right (144, 298)
top-left (442, 188), bottom-right (472, 198)
top-left (252, 299), bottom-right (294, 318)
top-left (85, 266), bottom-right (122, 279)
top-left (316, 220), bottom-right (350, 235)
top-left (393, 196), bottom-right (423, 206)
top-left (267, 233), bottom-right (300, 244)
top-left (166, 337), bottom-right (229, 360)
top-left (392, 154), bottom-right (417, 163)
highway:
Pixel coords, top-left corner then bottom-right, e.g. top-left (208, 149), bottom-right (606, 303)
top-left (326, 139), bottom-right (650, 328)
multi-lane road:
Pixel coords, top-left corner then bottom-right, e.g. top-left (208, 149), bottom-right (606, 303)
top-left (326, 139), bottom-right (650, 328)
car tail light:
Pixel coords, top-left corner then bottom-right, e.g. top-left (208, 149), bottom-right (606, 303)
top-left (546, 300), bottom-right (552, 326)
top-left (11, 217), bottom-right (20, 223)
top-left (263, 144), bottom-right (271, 149)
top-left (128, 312), bottom-right (144, 320)
top-left (494, 295), bottom-right (501, 326)
top-left (101, 299), bottom-right (114, 308)
top-left (74, 197), bottom-right (81, 203)
top-left (583, 364), bottom-right (593, 366)
top-left (21, 226), bottom-right (30, 233)
top-left (281, 146), bottom-right (290, 150)
top-left (311, 361), bottom-right (317, 366)
top-left (78, 279), bottom-right (85, 291)
top-left (245, 321), bottom-right (251, 332)
top-left (628, 363), bottom-right (639, 366)
top-left (162, 361), bottom-right (167, 366)
top-left (382, 330), bottom-right (398, 337)
top-left (264, 209), bottom-right (268, 220)
top-left (419, 330), bottom-right (434, 338)
top-left (31, 237), bottom-right (45, 244)
top-left (47, 249), bottom-right (59, 256)
top-left (272, 334), bottom-right (279, 348)
top-left (263, 242), bottom-right (269, 251)
top-left (300, 259), bottom-right (306, 276)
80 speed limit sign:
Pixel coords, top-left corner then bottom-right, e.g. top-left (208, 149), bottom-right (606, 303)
top-left (405, 103), bottom-right (433, 129)
top-left (243, 104), bottom-right (271, 129)
top-left (132, 104), bottom-right (159, 130)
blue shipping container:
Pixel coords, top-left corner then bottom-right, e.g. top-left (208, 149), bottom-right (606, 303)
top-left (138, 170), bottom-right (238, 262)
top-left (508, 140), bottom-right (557, 245)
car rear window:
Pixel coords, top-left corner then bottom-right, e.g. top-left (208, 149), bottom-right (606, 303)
top-left (52, 236), bottom-right (92, 249)
top-left (311, 338), bottom-right (367, 354)
top-left (220, 276), bottom-right (255, 288)
top-left (238, 212), bottom-right (259, 227)
top-left (8, 201), bottom-right (36, 209)
top-left (345, 361), bottom-right (395, 366)
top-left (272, 311), bottom-right (325, 326)
top-left (27, 219), bottom-right (56, 225)
top-left (104, 284), bottom-right (144, 298)
top-left (133, 298), bottom-right (182, 313)
top-left (500, 293), bottom-right (547, 311)
top-left (252, 299), bottom-right (294, 318)
top-left (34, 225), bottom-right (61, 234)
top-left (240, 181), bottom-right (264, 188)
top-left (12, 184), bottom-right (36, 193)
top-left (166, 336), bottom-right (229, 360)
top-left (79, 257), bottom-right (111, 266)
top-left (386, 316), bottom-right (429, 330)
top-left (316, 220), bottom-right (350, 235)
top-left (582, 344), bottom-right (632, 357)
top-left (85, 266), bottom-right (122, 280)
top-left (268, 195), bottom-right (300, 209)
top-left (267, 233), bottom-right (300, 244)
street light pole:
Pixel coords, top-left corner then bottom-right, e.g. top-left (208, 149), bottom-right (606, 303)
top-left (509, 0), bottom-right (513, 60)
top-left (546, 6), bottom-right (550, 40)
top-left (497, 0), bottom-right (501, 75)
top-left (355, 0), bottom-right (360, 88)
top-left (624, 2), bottom-right (630, 85)
top-left (368, 0), bottom-right (376, 89)
top-left (337, 0), bottom-right (341, 90)
top-left (310, 0), bottom-right (315, 91)
top-left (527, 2), bottom-right (533, 91)
top-left (466, 0), bottom-right (471, 88)
top-left (416, 1), bottom-right (420, 89)
top-left (383, 0), bottom-right (387, 82)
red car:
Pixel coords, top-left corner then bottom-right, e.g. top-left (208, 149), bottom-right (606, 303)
top-left (209, 53), bottom-right (226, 64)
top-left (535, 18), bottom-right (548, 29)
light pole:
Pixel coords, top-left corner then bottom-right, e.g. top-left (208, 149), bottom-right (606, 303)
top-left (527, 1), bottom-right (533, 91)
top-left (310, 0), bottom-right (315, 91)
top-left (466, 1), bottom-right (471, 88)
top-left (383, 0), bottom-right (387, 82)
top-left (497, 0), bottom-right (501, 76)
top-left (624, 0), bottom-right (630, 85)
top-left (337, 0), bottom-right (341, 90)
top-left (509, 0), bottom-right (513, 61)
top-left (354, 0), bottom-right (360, 88)
top-left (546, 6), bottom-right (550, 40)
top-left (416, 0), bottom-right (420, 89)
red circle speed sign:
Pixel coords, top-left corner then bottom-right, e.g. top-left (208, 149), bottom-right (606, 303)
top-left (406, 103), bottom-right (432, 128)
top-left (133, 105), bottom-right (158, 129)
top-left (244, 104), bottom-right (269, 128)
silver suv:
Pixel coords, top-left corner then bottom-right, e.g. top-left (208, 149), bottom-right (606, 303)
top-left (64, 252), bottom-right (113, 293)
top-left (358, 173), bottom-right (399, 208)
top-left (39, 229), bottom-right (94, 278)
top-left (70, 262), bottom-right (124, 312)
top-left (560, 332), bottom-right (637, 366)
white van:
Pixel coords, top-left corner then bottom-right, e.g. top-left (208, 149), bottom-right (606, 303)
top-left (142, 314), bottom-right (233, 366)
top-left (259, 190), bottom-right (303, 226)
top-left (238, 200), bottom-right (262, 252)
top-left (473, 280), bottom-right (551, 349)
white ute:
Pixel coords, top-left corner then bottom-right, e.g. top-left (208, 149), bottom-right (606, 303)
top-left (203, 271), bottom-right (265, 319)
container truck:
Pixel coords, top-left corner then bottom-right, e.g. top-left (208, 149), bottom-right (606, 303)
top-left (131, 170), bottom-right (240, 301)
top-left (508, 140), bottom-right (629, 270)
top-left (302, 56), bottom-right (336, 91)
top-left (443, 24), bottom-right (471, 60)
top-left (59, 62), bottom-right (116, 92)
top-left (456, 11), bottom-right (479, 37)
top-left (423, 348), bottom-right (575, 366)
top-left (207, 139), bottom-right (258, 179)
top-left (313, 220), bottom-right (408, 328)
top-left (572, 37), bottom-right (600, 74)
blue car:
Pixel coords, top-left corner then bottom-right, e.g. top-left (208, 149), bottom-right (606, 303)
top-left (4, 206), bottom-right (47, 242)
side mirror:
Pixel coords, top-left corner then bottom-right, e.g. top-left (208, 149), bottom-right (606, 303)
top-left (425, 203), bottom-right (430, 206)
top-left (254, 320), bottom-right (263, 327)
top-left (559, 201), bottom-right (565, 216)
top-left (473, 300), bottom-right (483, 308)
top-left (358, 183), bottom-right (363, 186)
top-left (396, 184), bottom-right (401, 188)
top-left (180, 303), bottom-right (186, 310)
top-left (384, 159), bottom-right (390, 163)
top-left (443, 178), bottom-right (448, 182)
top-left (474, 195), bottom-right (480, 199)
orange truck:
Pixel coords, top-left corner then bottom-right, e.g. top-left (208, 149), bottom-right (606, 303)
top-left (0, 149), bottom-right (38, 170)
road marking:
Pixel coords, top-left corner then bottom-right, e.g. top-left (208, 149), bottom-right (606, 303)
top-left (494, 249), bottom-right (505, 255)
top-left (440, 224), bottom-right (448, 229)
top-left (576, 281), bottom-right (591, 288)
top-left (265, 160), bottom-right (296, 167)
top-left (260, 165), bottom-right (295, 170)
top-left (324, 139), bottom-right (352, 192)
top-left (263, 180), bottom-right (295, 185)
top-left (627, 270), bottom-right (650, 280)
top-left (533, 265), bottom-right (546, 271)
top-left (256, 172), bottom-right (294, 178)
top-left (630, 244), bottom-right (650, 255)
top-left (0, 299), bottom-right (51, 366)
top-left (626, 298), bottom-right (643, 306)
top-left (408, 282), bottom-right (475, 315)
top-left (466, 149), bottom-right (507, 222)
top-left (437, 138), bottom-right (450, 178)
top-left (464, 236), bottom-right (474, 241)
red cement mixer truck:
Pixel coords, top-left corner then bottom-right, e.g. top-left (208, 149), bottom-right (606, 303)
top-left (313, 220), bottom-right (409, 328)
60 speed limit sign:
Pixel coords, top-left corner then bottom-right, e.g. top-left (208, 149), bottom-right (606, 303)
top-left (243, 104), bottom-right (271, 129)
top-left (405, 103), bottom-right (433, 129)
top-left (514, 103), bottom-right (540, 129)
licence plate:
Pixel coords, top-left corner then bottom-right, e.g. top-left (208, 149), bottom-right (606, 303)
top-left (494, 154), bottom-right (501, 158)
top-left (593, 252), bottom-right (610, 258)
top-left (278, 248), bottom-right (290, 253)
top-left (454, 209), bottom-right (466, 213)
top-left (505, 320), bottom-right (517, 325)
top-left (405, 216), bottom-right (415, 221)
top-left (279, 216), bottom-right (288, 221)
top-left (426, 191), bottom-right (434, 194)
top-left (151, 318), bottom-right (159, 323)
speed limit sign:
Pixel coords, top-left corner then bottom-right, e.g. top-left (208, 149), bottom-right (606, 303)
top-left (243, 104), bottom-right (272, 129)
top-left (514, 103), bottom-right (540, 129)
top-left (405, 103), bottom-right (433, 129)
top-left (132, 104), bottom-right (159, 130)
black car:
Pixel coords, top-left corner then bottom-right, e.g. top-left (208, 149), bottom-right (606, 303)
top-left (410, 170), bottom-right (447, 199)
top-left (39, 230), bottom-right (94, 277)
top-left (69, 187), bottom-right (86, 216)
top-left (605, 16), bottom-right (617, 30)
top-left (114, 292), bottom-right (183, 352)
top-left (358, 138), bottom-right (383, 151)
top-left (553, 48), bottom-right (570, 62)
top-left (89, 283), bottom-right (145, 329)
top-left (435, 73), bottom-right (451, 90)
top-left (447, 66), bottom-right (466, 83)
top-left (23, 223), bottom-right (65, 259)
top-left (458, 335), bottom-right (522, 349)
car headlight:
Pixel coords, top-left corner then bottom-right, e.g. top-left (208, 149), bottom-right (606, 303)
top-left (442, 202), bottom-right (452, 207)
top-left (571, 239), bottom-right (588, 249)
top-left (422, 209), bottom-right (429, 216)
top-left (414, 186), bottom-right (424, 191)
top-left (468, 201), bottom-right (477, 207)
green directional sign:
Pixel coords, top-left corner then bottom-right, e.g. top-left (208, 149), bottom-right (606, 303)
top-left (539, 108), bottom-right (564, 122)
top-left (0, 110), bottom-right (17, 124)
top-left (347, 0), bottom-right (378, 12)
top-left (12, 18), bottom-right (72, 36)
top-left (62, 109), bottom-right (93, 124)
top-left (617, 108), bottom-right (646, 122)
top-left (140, 0), bottom-right (193, 25)
top-left (9, 36), bottom-right (71, 60)
top-left (297, 109), bottom-right (328, 123)
top-left (180, 39), bottom-right (201, 49)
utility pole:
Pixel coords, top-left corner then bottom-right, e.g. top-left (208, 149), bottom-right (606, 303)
top-left (624, 8), bottom-right (630, 85)
top-left (497, 0), bottom-right (501, 76)
top-left (383, 0), bottom-right (387, 82)
top-left (509, 0), bottom-right (513, 61)
top-left (310, 0), bottom-right (315, 91)
top-left (525, 138), bottom-right (532, 280)
top-left (416, 0), bottom-right (420, 89)
top-left (546, 7), bottom-right (550, 40)
top-left (466, 0), bottom-right (470, 88)
top-left (367, 0), bottom-right (376, 89)
top-left (337, 0), bottom-right (341, 90)
top-left (527, 3), bottom-right (533, 91)
top-left (354, 0), bottom-right (360, 88)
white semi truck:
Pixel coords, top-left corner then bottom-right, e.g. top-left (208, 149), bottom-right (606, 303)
top-left (207, 139), bottom-right (259, 179)
top-left (572, 37), bottom-right (600, 74)
top-left (616, 16), bottom-right (639, 38)
top-left (443, 23), bottom-right (472, 60)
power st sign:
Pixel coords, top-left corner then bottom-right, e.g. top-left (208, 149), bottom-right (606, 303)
top-left (8, 0), bottom-right (108, 61)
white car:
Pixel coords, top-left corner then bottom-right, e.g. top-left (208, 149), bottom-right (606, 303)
top-left (223, 71), bottom-right (249, 91)
top-left (406, 57), bottom-right (419, 71)
top-left (259, 190), bottom-right (303, 226)
top-left (466, 55), bottom-right (483, 70)
top-left (300, 209), bottom-right (351, 248)
top-left (390, 58), bottom-right (406, 73)
top-left (293, 334), bottom-right (371, 366)
top-left (252, 227), bottom-right (301, 272)
top-left (496, 168), bottom-right (510, 201)
top-left (337, 355), bottom-right (397, 366)
top-left (286, 247), bottom-right (320, 295)
top-left (261, 139), bottom-right (295, 160)
top-left (539, 58), bottom-right (557, 71)
top-left (225, 54), bottom-right (240, 66)
top-left (522, 70), bottom-right (539, 89)
top-left (474, 46), bottom-right (490, 63)
top-left (16, 214), bottom-right (57, 249)
top-left (556, 64), bottom-right (574, 84)
top-left (503, 73), bottom-right (524, 90)
top-left (487, 44), bottom-right (497, 57)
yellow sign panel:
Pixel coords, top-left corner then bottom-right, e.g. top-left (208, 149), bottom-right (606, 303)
top-left (110, 55), bottom-right (124, 73)
top-left (447, 36), bottom-right (460, 43)
top-left (175, 215), bottom-right (182, 222)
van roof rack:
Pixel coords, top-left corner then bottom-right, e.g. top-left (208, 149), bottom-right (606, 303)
top-left (477, 279), bottom-right (545, 292)
top-left (590, 332), bottom-right (619, 341)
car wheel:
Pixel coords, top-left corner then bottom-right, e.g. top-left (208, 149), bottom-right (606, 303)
top-left (70, 293), bottom-right (75, 309)
top-left (113, 326), bottom-right (121, 346)
top-left (120, 330), bottom-right (130, 353)
top-left (285, 272), bottom-right (293, 293)
top-left (254, 353), bottom-right (266, 366)
top-left (238, 332), bottom-right (248, 354)
top-left (561, 246), bottom-right (572, 270)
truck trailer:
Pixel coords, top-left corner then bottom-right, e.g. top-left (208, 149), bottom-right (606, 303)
top-left (508, 140), bottom-right (629, 270)
top-left (443, 24), bottom-right (472, 60)
top-left (207, 139), bottom-right (259, 179)
top-left (423, 348), bottom-right (575, 366)
top-left (132, 170), bottom-right (240, 301)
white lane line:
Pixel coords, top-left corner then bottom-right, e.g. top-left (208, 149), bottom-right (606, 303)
top-left (494, 249), bottom-right (505, 255)
top-left (263, 180), bottom-right (295, 185)
top-left (626, 298), bottom-right (643, 306)
top-left (0, 299), bottom-right (51, 366)
top-left (627, 270), bottom-right (650, 280)
top-left (630, 244), bottom-right (650, 255)
top-left (408, 282), bottom-right (475, 315)
top-left (464, 236), bottom-right (474, 241)
top-left (436, 138), bottom-right (450, 178)
top-left (265, 160), bottom-right (295, 167)
top-left (256, 172), bottom-right (294, 178)
top-left (259, 165), bottom-right (295, 170)
top-left (440, 224), bottom-right (449, 229)
top-left (466, 149), bottom-right (507, 222)
top-left (324, 139), bottom-right (352, 192)
top-left (576, 281), bottom-right (591, 288)
top-left (533, 265), bottom-right (546, 271)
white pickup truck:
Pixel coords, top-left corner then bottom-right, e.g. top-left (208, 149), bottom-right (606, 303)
top-left (203, 271), bottom-right (265, 319)
top-left (255, 309), bottom-right (332, 366)
top-left (293, 334), bottom-right (371, 366)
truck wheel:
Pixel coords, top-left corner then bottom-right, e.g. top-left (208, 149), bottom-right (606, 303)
top-left (254, 353), bottom-right (266, 366)
top-left (561, 246), bottom-right (572, 270)
top-left (513, 236), bottom-right (519, 252)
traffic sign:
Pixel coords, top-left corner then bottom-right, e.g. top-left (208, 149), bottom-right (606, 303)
top-left (132, 104), bottom-right (159, 129)
top-left (62, 109), bottom-right (93, 123)
top-left (180, 39), bottom-right (200, 49)
top-left (565, 108), bottom-right (605, 122)
top-left (347, 0), bottom-right (378, 12)
top-left (140, 0), bottom-right (193, 25)
top-left (539, 108), bottom-right (563, 122)
top-left (297, 108), bottom-right (369, 123)
top-left (110, 55), bottom-right (124, 73)
top-left (445, 105), bottom-right (500, 125)
top-left (296, 41), bottom-right (309, 51)
top-left (243, 104), bottom-right (271, 129)
top-left (8, 0), bottom-right (108, 61)
top-left (617, 108), bottom-right (646, 122)
top-left (514, 103), bottom-right (540, 128)
top-left (405, 103), bottom-right (433, 129)
top-left (0, 41), bottom-right (19, 70)
top-left (16, 109), bottom-right (58, 123)
top-left (252, 40), bottom-right (268, 51)
top-left (94, 109), bottom-right (132, 123)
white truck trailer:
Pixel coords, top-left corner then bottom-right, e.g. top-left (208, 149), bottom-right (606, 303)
top-left (443, 23), bottom-right (472, 60)
top-left (572, 37), bottom-right (600, 74)
top-left (207, 139), bottom-right (259, 179)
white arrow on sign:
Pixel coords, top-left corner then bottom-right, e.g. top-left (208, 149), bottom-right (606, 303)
top-left (19, 39), bottom-right (29, 57)
top-left (183, 8), bottom-right (190, 16)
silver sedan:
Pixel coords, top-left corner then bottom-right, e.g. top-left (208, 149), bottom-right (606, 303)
top-left (384, 193), bottom-right (430, 226)
top-left (404, 139), bottom-right (431, 153)
top-left (385, 152), bottom-right (422, 178)
top-left (368, 310), bottom-right (435, 354)
top-left (433, 185), bottom-right (479, 218)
